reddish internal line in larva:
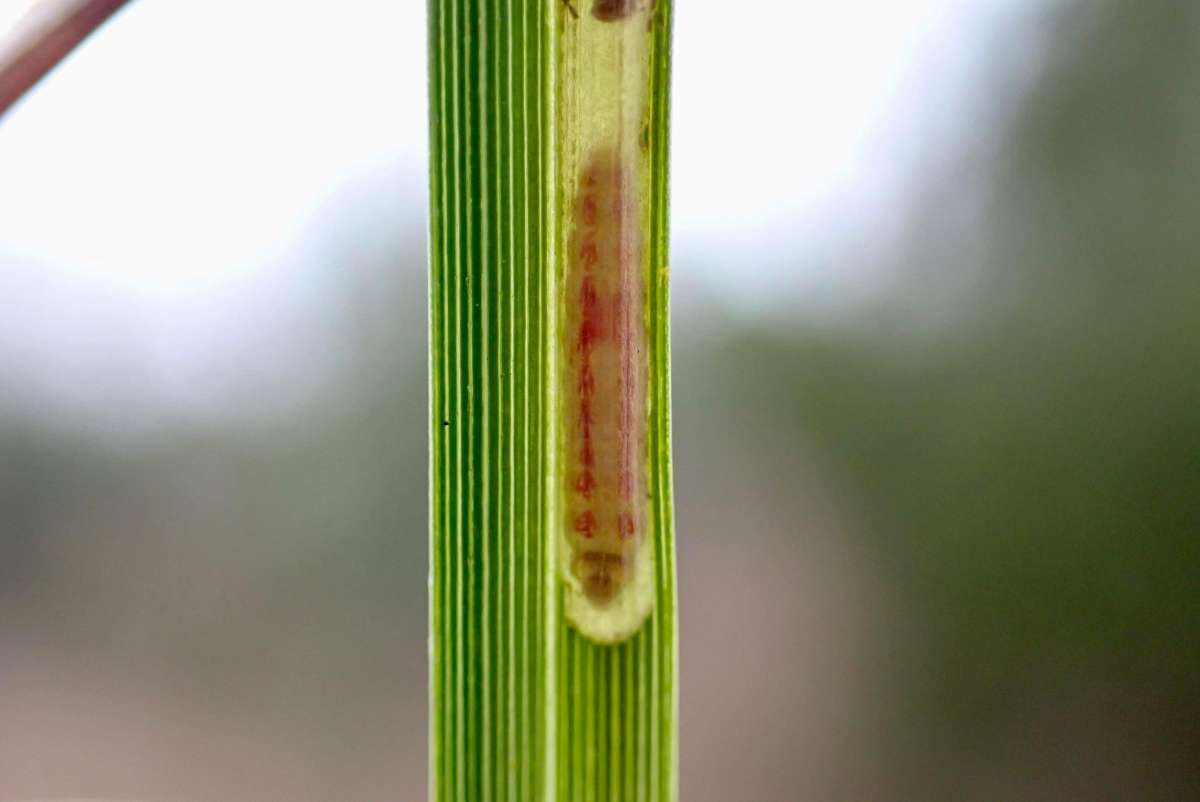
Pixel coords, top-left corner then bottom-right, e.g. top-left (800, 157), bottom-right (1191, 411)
top-left (564, 147), bottom-right (646, 607)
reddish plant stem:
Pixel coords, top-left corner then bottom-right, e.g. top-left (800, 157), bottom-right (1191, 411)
top-left (0, 0), bottom-right (132, 119)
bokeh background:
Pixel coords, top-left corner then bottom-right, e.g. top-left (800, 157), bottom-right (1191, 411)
top-left (2, 0), bottom-right (1198, 799)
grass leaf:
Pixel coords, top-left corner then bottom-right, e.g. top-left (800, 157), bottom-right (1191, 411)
top-left (428, 2), bottom-right (675, 799)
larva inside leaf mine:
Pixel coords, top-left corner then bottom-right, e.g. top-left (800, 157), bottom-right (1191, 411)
top-left (559, 147), bottom-right (653, 644)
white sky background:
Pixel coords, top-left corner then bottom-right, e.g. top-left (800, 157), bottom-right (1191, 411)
top-left (0, 0), bottom-right (1039, 429)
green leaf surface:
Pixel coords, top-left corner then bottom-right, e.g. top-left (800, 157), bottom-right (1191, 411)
top-left (428, 2), bottom-right (675, 800)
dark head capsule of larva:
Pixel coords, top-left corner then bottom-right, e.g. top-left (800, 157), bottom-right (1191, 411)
top-left (592, 0), bottom-right (642, 22)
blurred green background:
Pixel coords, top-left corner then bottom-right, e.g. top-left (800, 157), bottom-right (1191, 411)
top-left (1, 0), bottom-right (1198, 799)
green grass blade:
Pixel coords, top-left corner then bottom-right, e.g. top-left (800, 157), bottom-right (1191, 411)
top-left (428, 2), bottom-right (675, 800)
